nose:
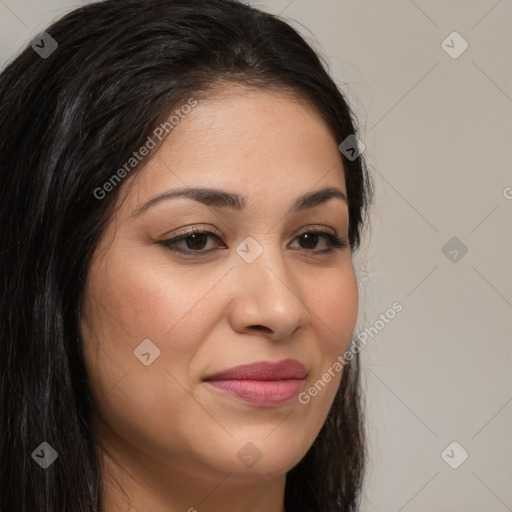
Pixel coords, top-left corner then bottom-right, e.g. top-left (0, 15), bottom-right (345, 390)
top-left (225, 243), bottom-right (311, 341)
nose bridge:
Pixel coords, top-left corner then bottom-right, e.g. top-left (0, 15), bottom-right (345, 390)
top-left (228, 234), bottom-right (311, 337)
top-left (236, 233), bottom-right (294, 291)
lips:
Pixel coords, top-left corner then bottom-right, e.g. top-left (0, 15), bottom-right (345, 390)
top-left (203, 359), bottom-right (307, 407)
top-left (203, 359), bottom-right (307, 381)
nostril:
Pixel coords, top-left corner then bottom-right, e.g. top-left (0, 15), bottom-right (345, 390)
top-left (249, 325), bottom-right (272, 333)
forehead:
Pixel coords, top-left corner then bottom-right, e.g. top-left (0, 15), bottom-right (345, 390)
top-left (118, 85), bottom-right (346, 214)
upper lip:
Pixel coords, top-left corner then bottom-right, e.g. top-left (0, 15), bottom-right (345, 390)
top-left (203, 359), bottom-right (307, 381)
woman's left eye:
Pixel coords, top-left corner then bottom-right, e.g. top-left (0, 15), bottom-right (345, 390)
top-left (159, 228), bottom-right (349, 256)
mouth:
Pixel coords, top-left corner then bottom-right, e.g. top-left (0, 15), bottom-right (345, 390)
top-left (202, 359), bottom-right (307, 407)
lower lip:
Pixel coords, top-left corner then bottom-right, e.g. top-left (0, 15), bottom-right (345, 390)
top-left (204, 379), bottom-right (305, 407)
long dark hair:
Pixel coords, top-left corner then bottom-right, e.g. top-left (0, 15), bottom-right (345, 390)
top-left (0, 1), bottom-right (373, 510)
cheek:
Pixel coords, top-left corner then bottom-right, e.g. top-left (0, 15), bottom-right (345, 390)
top-left (78, 247), bottom-right (226, 458)
top-left (79, 245), bottom-right (232, 386)
top-left (301, 265), bottom-right (358, 412)
top-left (311, 264), bottom-right (358, 351)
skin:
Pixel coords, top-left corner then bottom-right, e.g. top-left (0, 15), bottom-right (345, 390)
top-left (79, 83), bottom-right (359, 512)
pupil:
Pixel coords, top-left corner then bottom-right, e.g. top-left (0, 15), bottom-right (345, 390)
top-left (187, 233), bottom-right (207, 250)
top-left (301, 233), bottom-right (317, 249)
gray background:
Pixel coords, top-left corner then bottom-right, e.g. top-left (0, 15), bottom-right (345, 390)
top-left (1, 1), bottom-right (511, 510)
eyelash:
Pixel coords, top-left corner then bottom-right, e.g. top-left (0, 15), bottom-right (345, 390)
top-left (159, 227), bottom-right (349, 256)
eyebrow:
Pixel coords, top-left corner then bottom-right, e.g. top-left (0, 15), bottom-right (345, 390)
top-left (133, 185), bottom-right (347, 217)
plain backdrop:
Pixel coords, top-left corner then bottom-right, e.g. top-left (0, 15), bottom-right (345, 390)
top-left (1, 1), bottom-right (511, 511)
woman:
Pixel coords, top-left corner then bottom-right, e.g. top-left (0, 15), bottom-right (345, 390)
top-left (0, 0), bottom-right (373, 510)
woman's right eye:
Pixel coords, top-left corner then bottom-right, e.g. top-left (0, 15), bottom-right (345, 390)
top-left (160, 228), bottom-right (225, 255)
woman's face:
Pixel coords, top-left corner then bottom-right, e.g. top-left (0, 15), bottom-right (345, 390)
top-left (80, 84), bottom-right (358, 504)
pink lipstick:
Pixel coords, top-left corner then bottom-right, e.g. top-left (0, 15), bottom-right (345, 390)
top-left (203, 359), bottom-right (306, 407)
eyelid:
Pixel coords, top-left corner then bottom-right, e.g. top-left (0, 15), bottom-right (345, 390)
top-left (297, 225), bottom-right (337, 236)
top-left (165, 224), bottom-right (223, 239)
top-left (166, 224), bottom-right (337, 239)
